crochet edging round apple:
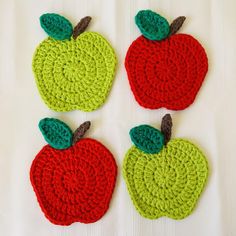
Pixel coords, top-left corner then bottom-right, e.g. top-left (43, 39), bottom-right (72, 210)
top-left (30, 118), bottom-right (117, 225)
top-left (123, 114), bottom-right (208, 220)
top-left (125, 10), bottom-right (208, 110)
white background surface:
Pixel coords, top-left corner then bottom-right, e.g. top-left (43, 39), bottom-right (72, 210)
top-left (0, 0), bottom-right (236, 235)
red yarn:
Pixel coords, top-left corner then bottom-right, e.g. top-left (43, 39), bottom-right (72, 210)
top-left (125, 34), bottom-right (208, 110)
top-left (30, 138), bottom-right (117, 225)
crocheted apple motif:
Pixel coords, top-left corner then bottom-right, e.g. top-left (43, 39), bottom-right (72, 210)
top-left (30, 118), bottom-right (117, 225)
top-left (125, 10), bottom-right (208, 110)
top-left (33, 13), bottom-right (117, 112)
top-left (123, 114), bottom-right (208, 220)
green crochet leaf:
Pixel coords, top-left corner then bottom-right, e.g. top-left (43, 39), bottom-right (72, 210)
top-left (40, 13), bottom-right (73, 40)
top-left (129, 125), bottom-right (164, 154)
top-left (135, 10), bottom-right (169, 41)
top-left (39, 118), bottom-right (73, 149)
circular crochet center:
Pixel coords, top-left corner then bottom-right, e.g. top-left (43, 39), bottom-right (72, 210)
top-left (33, 32), bottom-right (117, 112)
top-left (125, 34), bottom-right (208, 110)
top-left (123, 139), bottom-right (208, 219)
top-left (30, 138), bottom-right (117, 225)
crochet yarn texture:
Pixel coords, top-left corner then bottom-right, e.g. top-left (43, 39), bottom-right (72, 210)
top-left (40, 13), bottom-right (73, 40)
top-left (125, 10), bottom-right (208, 110)
top-left (135, 10), bottom-right (169, 41)
top-left (125, 34), bottom-right (208, 110)
top-left (33, 32), bottom-right (116, 112)
top-left (135, 10), bottom-right (169, 40)
top-left (129, 125), bottom-right (164, 154)
top-left (39, 118), bottom-right (73, 149)
top-left (123, 139), bottom-right (208, 219)
top-left (30, 138), bottom-right (117, 225)
top-left (33, 14), bottom-right (117, 112)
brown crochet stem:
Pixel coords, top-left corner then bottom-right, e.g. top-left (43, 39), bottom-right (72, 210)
top-left (161, 114), bottom-right (173, 145)
top-left (73, 16), bottom-right (92, 40)
top-left (168, 16), bottom-right (186, 37)
top-left (72, 121), bottom-right (91, 145)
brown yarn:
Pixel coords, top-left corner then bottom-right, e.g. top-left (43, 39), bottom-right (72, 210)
top-left (72, 121), bottom-right (91, 144)
top-left (169, 16), bottom-right (186, 36)
top-left (73, 16), bottom-right (92, 39)
top-left (161, 114), bottom-right (173, 145)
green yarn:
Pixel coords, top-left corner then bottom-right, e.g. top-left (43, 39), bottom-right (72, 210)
top-left (135, 10), bottom-right (170, 41)
top-left (39, 118), bottom-right (73, 149)
top-left (32, 32), bottom-right (117, 112)
top-left (129, 125), bottom-right (164, 154)
top-left (40, 13), bottom-right (73, 40)
top-left (123, 139), bottom-right (208, 220)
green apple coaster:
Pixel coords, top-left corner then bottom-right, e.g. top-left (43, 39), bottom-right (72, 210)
top-left (123, 114), bottom-right (208, 220)
top-left (32, 13), bottom-right (117, 112)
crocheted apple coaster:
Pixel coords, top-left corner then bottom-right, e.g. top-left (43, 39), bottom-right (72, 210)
top-left (30, 118), bottom-right (117, 225)
top-left (123, 114), bottom-right (208, 220)
top-left (33, 13), bottom-right (117, 112)
top-left (125, 10), bottom-right (208, 110)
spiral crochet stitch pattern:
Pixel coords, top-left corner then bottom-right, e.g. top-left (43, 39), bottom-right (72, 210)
top-left (123, 139), bottom-right (208, 219)
top-left (33, 14), bottom-right (117, 112)
top-left (125, 10), bottom-right (208, 110)
top-left (30, 118), bottom-right (117, 225)
top-left (123, 114), bottom-right (208, 220)
top-left (31, 139), bottom-right (117, 225)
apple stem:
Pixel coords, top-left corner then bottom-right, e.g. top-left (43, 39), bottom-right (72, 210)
top-left (72, 121), bottom-right (91, 145)
top-left (168, 16), bottom-right (186, 37)
top-left (73, 16), bottom-right (92, 40)
top-left (161, 114), bottom-right (172, 145)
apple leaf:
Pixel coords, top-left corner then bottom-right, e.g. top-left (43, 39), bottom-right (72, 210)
top-left (130, 125), bottom-right (164, 154)
top-left (39, 118), bottom-right (73, 149)
top-left (135, 10), bottom-right (169, 41)
top-left (40, 13), bottom-right (73, 40)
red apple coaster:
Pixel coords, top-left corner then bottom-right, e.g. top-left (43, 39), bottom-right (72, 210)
top-left (125, 10), bottom-right (208, 110)
top-left (30, 118), bottom-right (117, 225)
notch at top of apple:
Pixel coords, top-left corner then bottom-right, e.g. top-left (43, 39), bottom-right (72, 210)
top-left (33, 13), bottom-right (117, 112)
top-left (123, 114), bottom-right (208, 220)
top-left (125, 10), bottom-right (208, 110)
top-left (30, 118), bottom-right (117, 225)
